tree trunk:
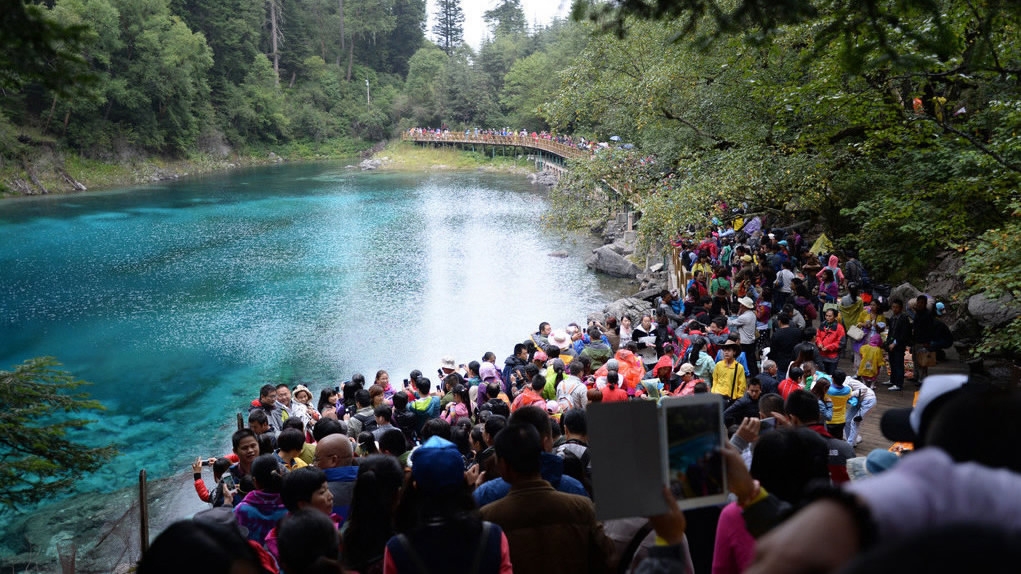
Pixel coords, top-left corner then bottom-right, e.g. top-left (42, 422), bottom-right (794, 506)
top-left (346, 36), bottom-right (354, 81)
top-left (337, 0), bottom-right (345, 66)
top-left (45, 95), bottom-right (58, 132)
top-left (270, 0), bottom-right (280, 85)
top-left (289, 71), bottom-right (296, 88)
top-left (63, 109), bottom-right (72, 137)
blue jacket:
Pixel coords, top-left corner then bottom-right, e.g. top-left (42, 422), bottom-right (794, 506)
top-left (324, 465), bottom-right (359, 525)
top-left (473, 452), bottom-right (588, 507)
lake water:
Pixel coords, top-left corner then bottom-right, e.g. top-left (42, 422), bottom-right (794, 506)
top-left (0, 163), bottom-right (630, 535)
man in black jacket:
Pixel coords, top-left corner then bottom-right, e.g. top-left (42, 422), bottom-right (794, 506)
top-left (768, 313), bottom-right (803, 376)
top-left (724, 379), bottom-right (763, 427)
top-left (885, 298), bottom-right (913, 391)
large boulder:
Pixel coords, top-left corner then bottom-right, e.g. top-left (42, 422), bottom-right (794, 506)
top-left (966, 292), bottom-right (1021, 329)
top-left (602, 297), bottom-right (653, 323)
top-left (890, 282), bottom-right (922, 305)
top-left (925, 252), bottom-right (965, 302)
top-left (586, 245), bottom-right (641, 278)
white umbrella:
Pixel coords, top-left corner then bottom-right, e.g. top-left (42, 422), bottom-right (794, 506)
top-left (609, 135), bottom-right (621, 141)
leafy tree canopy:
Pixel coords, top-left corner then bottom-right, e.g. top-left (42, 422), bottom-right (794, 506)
top-left (0, 357), bottom-right (117, 511)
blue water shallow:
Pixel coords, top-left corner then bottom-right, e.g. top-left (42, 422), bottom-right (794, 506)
top-left (0, 163), bottom-right (629, 501)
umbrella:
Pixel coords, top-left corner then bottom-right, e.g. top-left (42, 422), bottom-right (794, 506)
top-left (609, 135), bottom-right (621, 141)
top-left (621, 143), bottom-right (634, 149)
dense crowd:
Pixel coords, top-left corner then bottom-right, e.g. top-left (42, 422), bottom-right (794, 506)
top-left (136, 221), bottom-right (1017, 574)
top-left (406, 126), bottom-right (610, 152)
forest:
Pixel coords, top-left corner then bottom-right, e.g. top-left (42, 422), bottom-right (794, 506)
top-left (2, 0), bottom-right (1020, 352)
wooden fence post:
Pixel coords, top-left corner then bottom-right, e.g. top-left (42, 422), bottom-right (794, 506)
top-left (138, 469), bottom-right (149, 555)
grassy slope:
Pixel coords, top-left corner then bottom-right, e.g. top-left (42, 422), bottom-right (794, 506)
top-left (376, 141), bottom-right (537, 173)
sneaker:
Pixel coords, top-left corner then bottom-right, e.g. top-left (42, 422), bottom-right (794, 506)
top-left (855, 435), bottom-right (863, 445)
top-left (881, 381), bottom-right (894, 386)
top-left (888, 385), bottom-right (902, 391)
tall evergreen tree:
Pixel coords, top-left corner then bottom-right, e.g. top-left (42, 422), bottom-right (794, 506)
top-left (483, 0), bottom-right (526, 37)
top-left (432, 0), bottom-right (464, 55)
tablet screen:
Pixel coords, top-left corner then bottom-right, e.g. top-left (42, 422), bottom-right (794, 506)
top-left (659, 394), bottom-right (729, 509)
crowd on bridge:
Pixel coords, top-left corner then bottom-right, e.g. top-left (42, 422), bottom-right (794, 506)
top-left (136, 219), bottom-right (1017, 574)
top-left (406, 126), bottom-right (613, 153)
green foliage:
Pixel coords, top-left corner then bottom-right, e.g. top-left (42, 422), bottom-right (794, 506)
top-left (0, 357), bottom-right (117, 510)
top-left (484, 0), bottom-right (528, 37)
top-left (501, 51), bottom-right (557, 131)
top-left (398, 45), bottom-right (448, 126)
top-left (0, 0), bottom-right (95, 96)
top-left (961, 210), bottom-right (1021, 356)
top-left (443, 47), bottom-right (499, 127)
top-left (225, 54), bottom-right (291, 143)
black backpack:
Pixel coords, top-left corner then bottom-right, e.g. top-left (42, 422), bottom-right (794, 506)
top-left (353, 411), bottom-right (378, 434)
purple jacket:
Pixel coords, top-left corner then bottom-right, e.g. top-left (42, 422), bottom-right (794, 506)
top-left (847, 448), bottom-right (1021, 541)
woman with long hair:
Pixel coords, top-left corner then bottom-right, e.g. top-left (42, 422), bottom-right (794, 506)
top-left (341, 455), bottom-right (405, 574)
top-left (318, 388), bottom-right (340, 418)
top-left (233, 454), bottom-right (288, 544)
top-left (385, 438), bottom-right (511, 572)
top-left (617, 315), bottom-right (634, 349)
top-left (442, 384), bottom-right (472, 424)
top-left (374, 370), bottom-right (396, 403)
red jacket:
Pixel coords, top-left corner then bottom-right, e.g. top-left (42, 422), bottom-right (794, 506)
top-left (777, 378), bottom-right (801, 400)
top-left (815, 323), bottom-right (845, 359)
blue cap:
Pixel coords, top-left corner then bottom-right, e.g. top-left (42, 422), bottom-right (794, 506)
top-left (411, 436), bottom-right (465, 493)
top-left (935, 302), bottom-right (945, 316)
top-left (865, 449), bottom-right (900, 475)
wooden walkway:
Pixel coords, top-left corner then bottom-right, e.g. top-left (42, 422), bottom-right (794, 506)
top-left (841, 349), bottom-right (968, 455)
top-left (401, 131), bottom-right (589, 162)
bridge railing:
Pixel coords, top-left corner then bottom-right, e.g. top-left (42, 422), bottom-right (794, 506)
top-left (401, 131), bottom-right (590, 161)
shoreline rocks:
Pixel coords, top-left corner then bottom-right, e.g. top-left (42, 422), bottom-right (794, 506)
top-left (586, 244), bottom-right (641, 278)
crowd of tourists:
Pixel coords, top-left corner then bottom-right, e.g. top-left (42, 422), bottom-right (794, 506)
top-left (136, 221), bottom-right (1015, 574)
top-left (407, 126), bottom-right (605, 151)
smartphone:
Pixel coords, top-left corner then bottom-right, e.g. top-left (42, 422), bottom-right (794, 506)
top-left (760, 417), bottom-right (777, 431)
top-left (334, 385), bottom-right (340, 394)
top-left (222, 474), bottom-right (236, 491)
top-left (201, 459), bottom-right (212, 466)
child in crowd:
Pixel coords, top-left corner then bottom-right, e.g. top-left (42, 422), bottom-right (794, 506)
top-left (191, 456), bottom-right (231, 505)
top-left (858, 323), bottom-right (887, 389)
top-left (275, 428), bottom-right (308, 471)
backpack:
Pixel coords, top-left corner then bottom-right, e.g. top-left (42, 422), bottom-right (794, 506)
top-left (559, 440), bottom-right (593, 495)
top-left (353, 411), bottom-right (378, 434)
top-left (844, 259), bottom-right (863, 285)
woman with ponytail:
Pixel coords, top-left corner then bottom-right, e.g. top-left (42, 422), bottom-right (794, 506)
top-left (342, 455), bottom-right (405, 574)
top-left (233, 454), bottom-right (288, 544)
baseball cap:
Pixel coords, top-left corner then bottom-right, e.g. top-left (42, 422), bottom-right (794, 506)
top-left (880, 374), bottom-right (969, 444)
top-left (411, 436), bottom-right (466, 493)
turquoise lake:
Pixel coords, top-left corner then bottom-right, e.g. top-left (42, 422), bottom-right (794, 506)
top-left (0, 162), bottom-right (630, 501)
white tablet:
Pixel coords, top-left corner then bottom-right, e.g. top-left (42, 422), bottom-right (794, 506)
top-left (658, 393), bottom-right (730, 510)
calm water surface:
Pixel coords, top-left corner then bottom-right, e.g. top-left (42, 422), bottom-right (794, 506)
top-left (0, 162), bottom-right (629, 500)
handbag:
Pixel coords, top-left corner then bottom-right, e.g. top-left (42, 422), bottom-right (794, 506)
top-left (915, 348), bottom-right (937, 367)
top-left (847, 325), bottom-right (865, 341)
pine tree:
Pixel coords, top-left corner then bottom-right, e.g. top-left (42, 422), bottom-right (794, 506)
top-left (432, 0), bottom-right (464, 55)
top-left (483, 0), bottom-right (526, 37)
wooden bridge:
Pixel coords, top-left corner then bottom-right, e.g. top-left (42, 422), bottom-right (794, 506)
top-left (401, 131), bottom-right (589, 178)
